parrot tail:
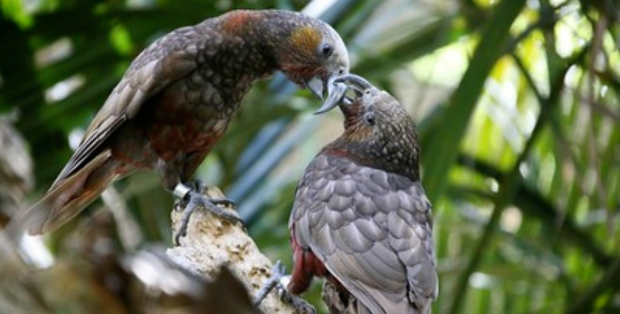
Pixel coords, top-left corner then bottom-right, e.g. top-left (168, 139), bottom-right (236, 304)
top-left (8, 150), bottom-right (120, 236)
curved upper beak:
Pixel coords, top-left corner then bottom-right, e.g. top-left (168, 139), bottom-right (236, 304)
top-left (313, 74), bottom-right (374, 115)
top-left (313, 76), bottom-right (348, 115)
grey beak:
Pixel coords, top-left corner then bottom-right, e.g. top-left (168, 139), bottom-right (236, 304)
top-left (335, 74), bottom-right (373, 93)
top-left (304, 76), bottom-right (325, 100)
top-left (314, 76), bottom-right (348, 115)
top-left (314, 74), bottom-right (374, 115)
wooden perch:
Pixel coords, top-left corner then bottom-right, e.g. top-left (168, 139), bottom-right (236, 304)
top-left (167, 185), bottom-right (297, 314)
top-left (0, 179), bottom-right (303, 313)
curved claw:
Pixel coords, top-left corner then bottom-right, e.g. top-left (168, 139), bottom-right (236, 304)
top-left (253, 261), bottom-right (315, 314)
top-left (254, 261), bottom-right (287, 307)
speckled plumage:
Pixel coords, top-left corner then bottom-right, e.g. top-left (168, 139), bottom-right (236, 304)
top-left (19, 9), bottom-right (349, 234)
top-left (288, 87), bottom-right (437, 314)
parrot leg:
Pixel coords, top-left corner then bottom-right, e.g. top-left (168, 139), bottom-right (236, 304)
top-left (254, 260), bottom-right (316, 314)
top-left (173, 181), bottom-right (243, 245)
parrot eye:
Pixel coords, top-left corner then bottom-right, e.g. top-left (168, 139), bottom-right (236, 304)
top-left (363, 112), bottom-right (376, 126)
top-left (320, 43), bottom-right (333, 57)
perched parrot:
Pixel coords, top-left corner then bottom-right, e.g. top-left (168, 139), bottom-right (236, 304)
top-left (13, 9), bottom-right (349, 241)
top-left (286, 74), bottom-right (438, 314)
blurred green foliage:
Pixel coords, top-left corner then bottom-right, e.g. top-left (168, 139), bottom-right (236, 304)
top-left (1, 0), bottom-right (619, 313)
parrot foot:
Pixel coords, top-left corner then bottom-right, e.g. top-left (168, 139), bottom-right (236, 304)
top-left (254, 261), bottom-right (316, 314)
top-left (173, 182), bottom-right (243, 245)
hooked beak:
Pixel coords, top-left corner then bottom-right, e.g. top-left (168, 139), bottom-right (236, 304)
top-left (304, 76), bottom-right (326, 100)
top-left (314, 76), bottom-right (348, 115)
top-left (314, 74), bottom-right (373, 115)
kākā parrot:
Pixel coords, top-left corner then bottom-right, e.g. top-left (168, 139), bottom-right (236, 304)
top-left (285, 74), bottom-right (438, 314)
top-left (12, 9), bottom-right (349, 240)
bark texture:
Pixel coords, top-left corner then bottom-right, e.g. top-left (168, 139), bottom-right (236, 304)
top-left (168, 185), bottom-right (297, 314)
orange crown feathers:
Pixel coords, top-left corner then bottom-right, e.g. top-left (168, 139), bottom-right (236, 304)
top-left (289, 26), bottom-right (322, 58)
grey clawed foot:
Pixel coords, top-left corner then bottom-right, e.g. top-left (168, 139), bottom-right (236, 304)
top-left (173, 183), bottom-right (244, 245)
top-left (254, 261), bottom-right (286, 307)
top-left (190, 179), bottom-right (237, 209)
top-left (208, 198), bottom-right (236, 208)
top-left (280, 289), bottom-right (316, 314)
top-left (254, 261), bottom-right (287, 307)
top-left (254, 261), bottom-right (316, 314)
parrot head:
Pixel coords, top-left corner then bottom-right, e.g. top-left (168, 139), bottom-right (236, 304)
top-left (221, 10), bottom-right (349, 111)
top-left (271, 12), bottom-right (349, 107)
top-left (326, 74), bottom-right (421, 180)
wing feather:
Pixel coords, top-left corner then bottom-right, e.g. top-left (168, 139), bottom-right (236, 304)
top-left (51, 24), bottom-right (213, 188)
top-left (291, 155), bottom-right (437, 314)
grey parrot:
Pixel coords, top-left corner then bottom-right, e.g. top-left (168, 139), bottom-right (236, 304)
top-left (287, 74), bottom-right (438, 314)
top-left (13, 9), bottom-right (349, 242)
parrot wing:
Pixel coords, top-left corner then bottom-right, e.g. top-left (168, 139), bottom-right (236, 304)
top-left (52, 24), bottom-right (214, 188)
top-left (291, 155), bottom-right (437, 314)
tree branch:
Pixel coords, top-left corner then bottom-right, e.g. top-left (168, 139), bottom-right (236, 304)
top-left (167, 186), bottom-right (297, 314)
